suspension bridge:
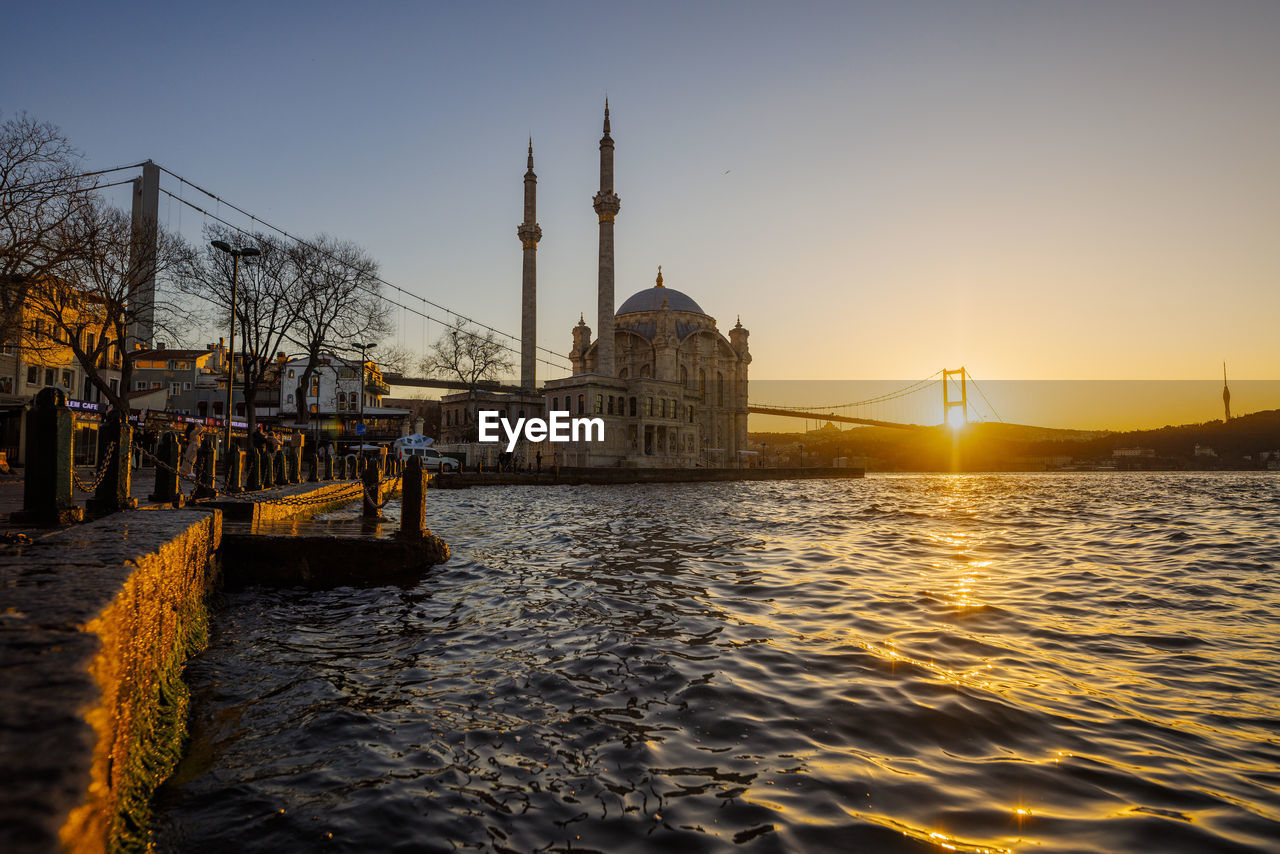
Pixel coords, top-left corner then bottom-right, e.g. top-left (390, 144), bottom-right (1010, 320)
top-left (51, 160), bottom-right (1003, 431)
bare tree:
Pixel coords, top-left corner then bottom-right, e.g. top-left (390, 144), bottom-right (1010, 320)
top-left (284, 235), bottom-right (389, 426)
top-left (421, 318), bottom-right (514, 388)
top-left (374, 342), bottom-right (415, 375)
top-left (0, 112), bottom-right (96, 348)
top-left (176, 226), bottom-right (297, 435)
top-left (20, 196), bottom-right (191, 411)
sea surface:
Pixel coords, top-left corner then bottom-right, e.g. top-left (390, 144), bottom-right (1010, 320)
top-left (152, 473), bottom-right (1280, 853)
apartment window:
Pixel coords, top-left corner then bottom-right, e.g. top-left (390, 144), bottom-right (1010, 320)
top-left (136, 381), bottom-right (147, 390)
top-left (310, 404), bottom-right (317, 414)
top-left (170, 382), bottom-right (181, 396)
top-left (85, 333), bottom-right (95, 351)
top-left (109, 378), bottom-right (118, 395)
top-left (311, 377), bottom-right (320, 396)
top-left (45, 368), bottom-right (54, 387)
top-left (167, 360), bottom-right (177, 370)
top-left (0, 341), bottom-right (13, 355)
top-left (152, 382), bottom-right (162, 389)
top-left (0, 377), bottom-right (11, 394)
top-left (27, 366), bottom-right (38, 385)
top-left (287, 369), bottom-right (295, 378)
top-left (183, 382), bottom-right (192, 390)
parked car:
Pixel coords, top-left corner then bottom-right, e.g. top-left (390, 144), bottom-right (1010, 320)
top-left (396, 444), bottom-right (459, 472)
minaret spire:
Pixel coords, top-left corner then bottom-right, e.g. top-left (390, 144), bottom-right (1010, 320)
top-left (1223, 361), bottom-right (1231, 421)
top-left (517, 139), bottom-right (542, 390)
top-left (593, 100), bottom-right (621, 376)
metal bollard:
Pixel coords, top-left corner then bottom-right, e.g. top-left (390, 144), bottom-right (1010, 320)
top-left (323, 453), bottom-right (334, 481)
top-left (89, 410), bottom-right (136, 515)
top-left (287, 446), bottom-right (301, 484)
top-left (362, 456), bottom-right (382, 519)
top-left (148, 431), bottom-right (183, 505)
top-left (307, 450), bottom-right (319, 482)
top-left (274, 449), bottom-right (287, 487)
top-left (18, 387), bottom-right (82, 525)
top-left (397, 455), bottom-right (426, 539)
top-left (193, 436), bottom-right (218, 499)
top-left (246, 447), bottom-right (262, 491)
top-left (226, 449), bottom-right (245, 494)
top-left (261, 449), bottom-right (274, 489)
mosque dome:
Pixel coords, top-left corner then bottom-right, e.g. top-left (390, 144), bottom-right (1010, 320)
top-left (616, 266), bottom-right (707, 316)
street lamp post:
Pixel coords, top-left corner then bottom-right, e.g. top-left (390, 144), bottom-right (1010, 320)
top-left (351, 342), bottom-right (377, 445)
top-left (210, 240), bottom-right (260, 457)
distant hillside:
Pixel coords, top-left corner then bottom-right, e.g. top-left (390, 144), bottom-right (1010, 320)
top-left (750, 409), bottom-right (1280, 471)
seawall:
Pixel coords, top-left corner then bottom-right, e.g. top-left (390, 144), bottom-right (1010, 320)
top-left (0, 510), bottom-right (221, 854)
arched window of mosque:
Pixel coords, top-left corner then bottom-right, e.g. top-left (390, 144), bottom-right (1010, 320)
top-left (689, 404), bottom-right (695, 423)
top-left (594, 395), bottom-right (602, 414)
top-left (699, 369), bottom-right (706, 401)
top-left (717, 372), bottom-right (724, 406)
top-left (681, 365), bottom-right (688, 387)
top-left (641, 364), bottom-right (651, 378)
top-left (577, 394), bottom-right (585, 415)
top-left (629, 396), bottom-right (637, 417)
top-left (619, 368), bottom-right (628, 380)
top-left (607, 396), bottom-right (615, 415)
top-left (661, 399), bottom-right (668, 418)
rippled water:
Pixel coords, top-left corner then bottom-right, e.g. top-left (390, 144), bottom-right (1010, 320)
top-left (153, 474), bottom-right (1280, 853)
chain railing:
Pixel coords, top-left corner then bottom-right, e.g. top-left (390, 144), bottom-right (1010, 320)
top-left (71, 442), bottom-right (117, 494)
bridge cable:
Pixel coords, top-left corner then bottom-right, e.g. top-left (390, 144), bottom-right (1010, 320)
top-left (153, 164), bottom-right (572, 367)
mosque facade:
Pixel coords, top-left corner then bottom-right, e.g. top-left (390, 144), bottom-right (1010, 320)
top-left (441, 104), bottom-right (751, 468)
top-left (541, 104), bottom-right (751, 467)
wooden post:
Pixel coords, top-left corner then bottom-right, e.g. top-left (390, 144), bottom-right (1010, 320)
top-left (88, 410), bottom-right (136, 515)
top-left (226, 448), bottom-right (245, 494)
top-left (193, 435), bottom-right (218, 499)
top-left (397, 455), bottom-right (425, 539)
top-left (148, 431), bottom-right (183, 505)
top-left (17, 388), bottom-right (82, 524)
top-left (362, 455), bottom-right (381, 519)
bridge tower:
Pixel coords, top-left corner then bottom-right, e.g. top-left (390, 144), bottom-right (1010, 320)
top-left (517, 139), bottom-right (542, 390)
top-left (127, 160), bottom-right (160, 351)
top-left (943, 367), bottom-right (967, 425)
top-left (592, 100), bottom-right (621, 377)
top-left (1223, 362), bottom-right (1231, 421)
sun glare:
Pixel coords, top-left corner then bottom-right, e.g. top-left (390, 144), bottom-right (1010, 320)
top-left (946, 408), bottom-right (968, 431)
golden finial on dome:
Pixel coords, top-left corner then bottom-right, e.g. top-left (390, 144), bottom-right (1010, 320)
top-left (655, 265), bottom-right (664, 288)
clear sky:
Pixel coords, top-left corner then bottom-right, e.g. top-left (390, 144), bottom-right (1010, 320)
top-left (4, 1), bottom-right (1278, 402)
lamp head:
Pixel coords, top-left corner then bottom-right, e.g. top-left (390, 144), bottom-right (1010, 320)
top-left (210, 240), bottom-right (232, 253)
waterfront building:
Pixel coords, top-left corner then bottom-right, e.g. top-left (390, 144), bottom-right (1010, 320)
top-left (0, 278), bottom-right (124, 465)
top-left (277, 353), bottom-right (408, 447)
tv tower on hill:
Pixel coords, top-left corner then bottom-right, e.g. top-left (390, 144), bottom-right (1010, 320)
top-left (1223, 362), bottom-right (1232, 422)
